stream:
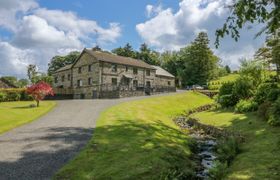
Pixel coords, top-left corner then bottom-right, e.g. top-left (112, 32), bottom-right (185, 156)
top-left (174, 116), bottom-right (217, 179)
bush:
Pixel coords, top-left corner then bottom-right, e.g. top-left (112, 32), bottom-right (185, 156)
top-left (235, 99), bottom-right (258, 113)
top-left (267, 88), bottom-right (280, 102)
top-left (20, 91), bottom-right (33, 101)
top-left (232, 77), bottom-right (254, 100)
top-left (209, 161), bottom-right (228, 180)
top-left (6, 91), bottom-right (21, 101)
top-left (258, 101), bottom-right (272, 121)
top-left (254, 82), bottom-right (278, 104)
top-left (0, 92), bottom-right (7, 102)
top-left (268, 97), bottom-right (280, 126)
top-left (218, 94), bottom-right (238, 108)
top-left (218, 82), bottom-right (235, 96)
top-left (0, 88), bottom-right (32, 102)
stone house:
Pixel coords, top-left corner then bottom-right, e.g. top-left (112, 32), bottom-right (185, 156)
top-left (52, 49), bottom-right (175, 99)
top-left (0, 78), bottom-right (17, 88)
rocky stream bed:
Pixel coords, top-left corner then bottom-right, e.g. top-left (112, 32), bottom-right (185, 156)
top-left (175, 116), bottom-right (217, 179)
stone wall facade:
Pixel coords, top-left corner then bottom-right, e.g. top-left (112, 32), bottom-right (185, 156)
top-left (52, 50), bottom-right (176, 99)
top-left (154, 75), bottom-right (175, 87)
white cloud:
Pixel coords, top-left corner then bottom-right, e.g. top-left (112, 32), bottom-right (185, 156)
top-left (0, 42), bottom-right (35, 77)
top-left (146, 4), bottom-right (162, 18)
top-left (0, 0), bottom-right (38, 31)
top-left (13, 15), bottom-right (82, 49)
top-left (34, 8), bottom-right (121, 45)
top-left (137, 0), bottom-right (266, 68)
top-left (0, 0), bottom-right (122, 78)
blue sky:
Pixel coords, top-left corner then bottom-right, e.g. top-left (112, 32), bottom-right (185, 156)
top-left (0, 0), bottom-right (266, 77)
top-left (39, 0), bottom-right (180, 50)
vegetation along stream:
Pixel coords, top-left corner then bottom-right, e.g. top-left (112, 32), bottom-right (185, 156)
top-left (174, 104), bottom-right (244, 179)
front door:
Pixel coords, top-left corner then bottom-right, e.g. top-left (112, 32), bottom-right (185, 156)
top-left (92, 91), bottom-right (98, 99)
top-left (145, 81), bottom-right (151, 95)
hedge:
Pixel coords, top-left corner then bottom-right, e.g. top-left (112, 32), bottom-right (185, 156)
top-left (0, 88), bottom-right (33, 102)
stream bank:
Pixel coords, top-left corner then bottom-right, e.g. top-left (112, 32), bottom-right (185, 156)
top-left (174, 104), bottom-right (244, 179)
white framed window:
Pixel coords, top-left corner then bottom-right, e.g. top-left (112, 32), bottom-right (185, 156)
top-left (77, 80), bottom-right (83, 87)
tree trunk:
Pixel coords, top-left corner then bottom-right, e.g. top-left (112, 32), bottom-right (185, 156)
top-left (36, 100), bottom-right (40, 107)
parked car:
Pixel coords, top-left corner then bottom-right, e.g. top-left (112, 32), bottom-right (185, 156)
top-left (192, 85), bottom-right (204, 90)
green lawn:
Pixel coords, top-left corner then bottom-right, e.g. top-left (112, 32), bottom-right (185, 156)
top-left (0, 101), bottom-right (56, 134)
top-left (54, 92), bottom-right (213, 179)
top-left (192, 110), bottom-right (280, 180)
top-left (208, 74), bottom-right (239, 90)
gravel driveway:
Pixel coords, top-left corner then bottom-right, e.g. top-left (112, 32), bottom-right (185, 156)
top-left (0, 92), bottom-right (182, 180)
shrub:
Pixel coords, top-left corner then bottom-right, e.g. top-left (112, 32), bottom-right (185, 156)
top-left (218, 94), bottom-right (238, 108)
top-left (6, 91), bottom-right (21, 101)
top-left (267, 88), bottom-right (280, 102)
top-left (258, 101), bottom-right (272, 121)
top-left (0, 92), bottom-right (7, 102)
top-left (267, 97), bottom-right (280, 126)
top-left (209, 161), bottom-right (228, 180)
top-left (218, 82), bottom-right (235, 96)
top-left (0, 88), bottom-right (33, 101)
top-left (235, 99), bottom-right (258, 113)
top-left (232, 77), bottom-right (254, 100)
top-left (20, 91), bottom-right (33, 101)
top-left (254, 82), bottom-right (278, 104)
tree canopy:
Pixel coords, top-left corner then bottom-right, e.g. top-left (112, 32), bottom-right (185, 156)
top-left (177, 32), bottom-right (219, 86)
top-left (111, 43), bottom-right (137, 58)
top-left (48, 51), bottom-right (80, 75)
top-left (215, 0), bottom-right (279, 47)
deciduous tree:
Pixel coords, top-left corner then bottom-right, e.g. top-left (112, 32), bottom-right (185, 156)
top-left (26, 81), bottom-right (54, 107)
top-left (48, 51), bottom-right (80, 75)
top-left (215, 0), bottom-right (279, 47)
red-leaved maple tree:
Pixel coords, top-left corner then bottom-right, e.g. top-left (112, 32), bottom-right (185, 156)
top-left (26, 81), bottom-right (54, 107)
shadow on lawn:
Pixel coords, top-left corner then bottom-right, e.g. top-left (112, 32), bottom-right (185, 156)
top-left (55, 120), bottom-right (197, 179)
top-left (0, 120), bottom-right (196, 180)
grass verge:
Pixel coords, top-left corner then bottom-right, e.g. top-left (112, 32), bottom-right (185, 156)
top-left (192, 110), bottom-right (280, 179)
top-left (54, 92), bottom-right (213, 179)
top-left (0, 101), bottom-right (56, 134)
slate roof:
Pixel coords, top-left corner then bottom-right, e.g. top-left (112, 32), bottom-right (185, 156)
top-left (152, 65), bottom-right (175, 78)
top-left (55, 64), bottom-right (73, 72)
top-left (55, 49), bottom-right (157, 73)
top-left (84, 49), bottom-right (155, 69)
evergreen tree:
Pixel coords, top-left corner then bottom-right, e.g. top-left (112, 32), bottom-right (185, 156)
top-left (112, 43), bottom-right (137, 58)
top-left (225, 65), bottom-right (231, 73)
top-left (138, 43), bottom-right (160, 65)
top-left (179, 32), bottom-right (219, 86)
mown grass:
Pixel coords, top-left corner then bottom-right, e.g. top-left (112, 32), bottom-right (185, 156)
top-left (0, 101), bottom-right (56, 134)
top-left (54, 92), bottom-right (213, 179)
top-left (192, 110), bottom-right (280, 179)
top-left (208, 74), bottom-right (239, 90)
